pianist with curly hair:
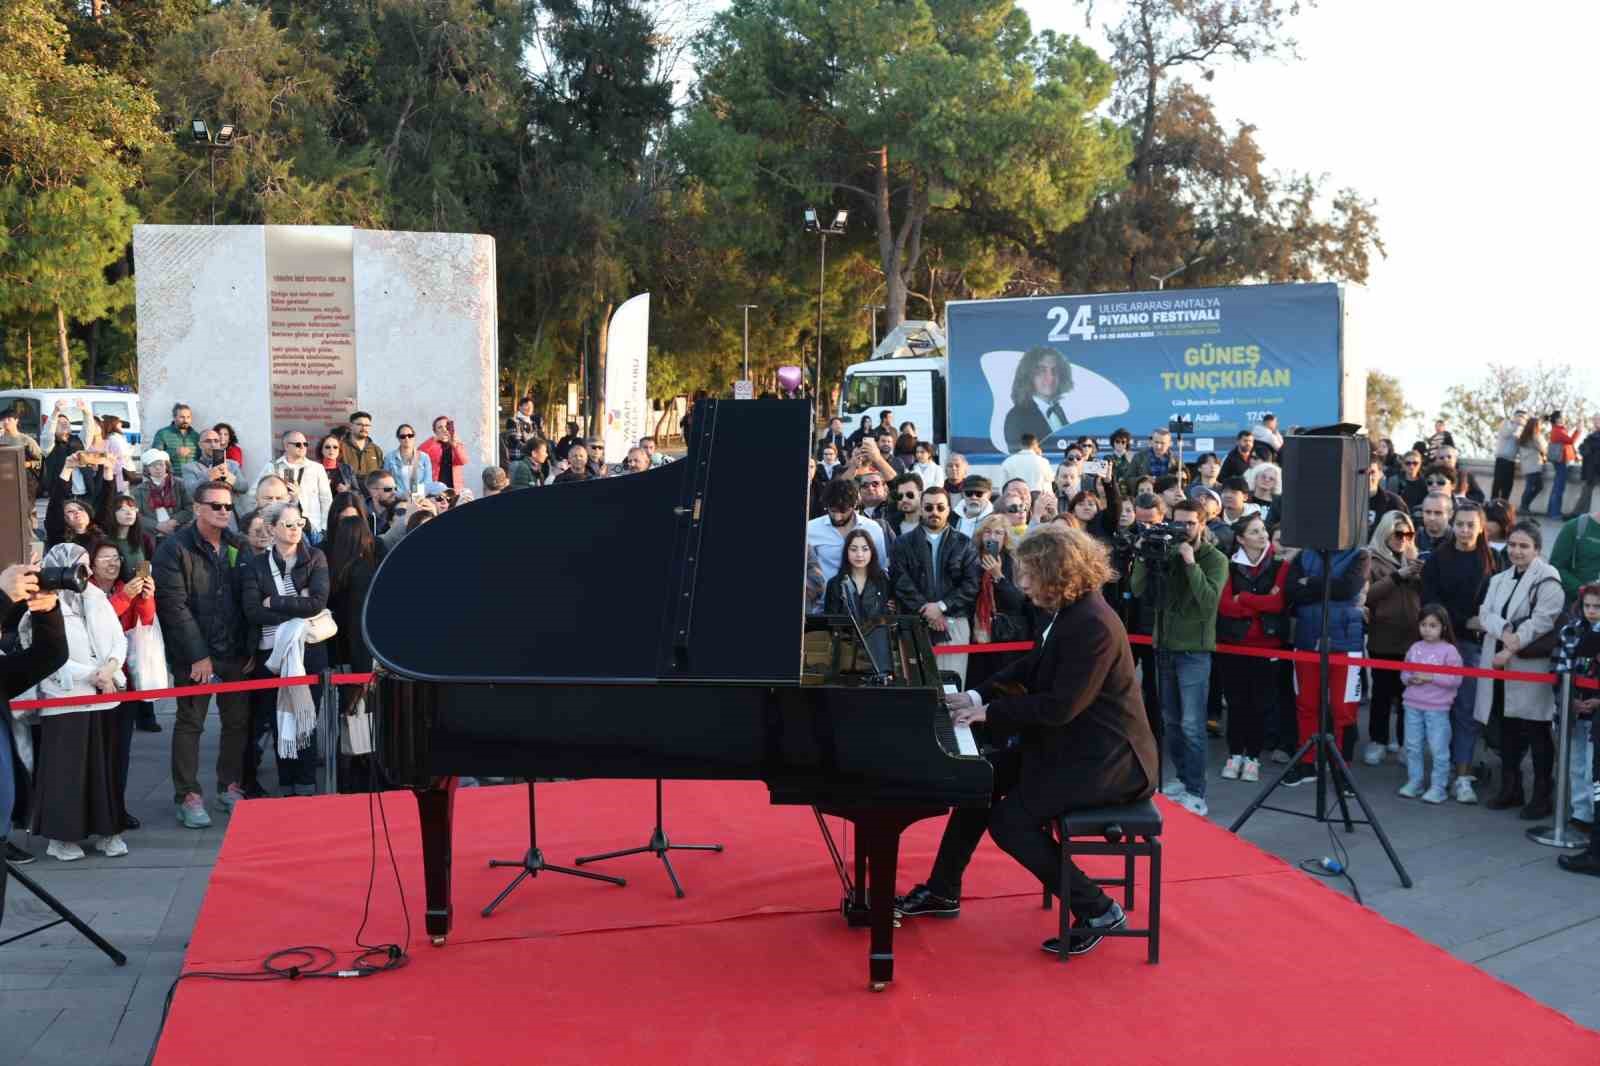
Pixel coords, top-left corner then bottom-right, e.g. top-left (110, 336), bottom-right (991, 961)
top-left (896, 525), bottom-right (1159, 956)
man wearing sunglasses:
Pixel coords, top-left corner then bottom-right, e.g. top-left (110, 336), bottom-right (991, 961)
top-left (1366, 460), bottom-right (1407, 537)
top-left (153, 481), bottom-right (251, 828)
top-left (955, 474), bottom-right (994, 537)
top-left (255, 430), bottom-right (333, 537)
top-left (889, 485), bottom-right (979, 684)
top-left (888, 472), bottom-right (923, 538)
top-left (1387, 450), bottom-right (1428, 511)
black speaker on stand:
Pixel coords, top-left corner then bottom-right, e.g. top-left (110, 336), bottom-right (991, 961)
top-left (1228, 428), bottom-right (1412, 888)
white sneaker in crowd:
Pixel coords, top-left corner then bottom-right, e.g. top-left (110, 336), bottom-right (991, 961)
top-left (1161, 780), bottom-right (1186, 798)
top-left (1386, 740), bottom-right (1401, 755)
top-left (1421, 786), bottom-right (1448, 804)
top-left (90, 834), bottom-right (129, 857)
top-left (46, 840), bottom-right (85, 861)
top-left (1454, 777), bottom-right (1478, 805)
top-left (1241, 757), bottom-right (1261, 783)
top-left (1362, 742), bottom-right (1384, 766)
top-left (1178, 793), bottom-right (1209, 817)
top-left (1221, 755), bottom-right (1243, 780)
top-left (1397, 781), bottom-right (1423, 799)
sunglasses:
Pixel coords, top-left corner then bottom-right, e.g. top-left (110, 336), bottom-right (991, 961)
top-left (964, 490), bottom-right (987, 498)
top-left (1392, 529), bottom-right (1415, 539)
top-left (922, 504), bottom-right (949, 513)
top-left (1426, 477), bottom-right (1450, 486)
top-left (286, 441), bottom-right (307, 448)
top-left (397, 432), bottom-right (415, 439)
top-left (201, 501), bottom-right (234, 513)
top-left (1404, 459), bottom-right (1420, 466)
top-left (277, 521), bottom-right (307, 531)
top-left (897, 491), bottom-right (919, 501)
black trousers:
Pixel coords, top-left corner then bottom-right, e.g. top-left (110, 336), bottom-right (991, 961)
top-left (1491, 457), bottom-right (1516, 503)
top-left (1221, 654), bottom-right (1274, 758)
top-left (1368, 666), bottom-right (1406, 747)
top-left (1132, 643), bottom-right (1163, 746)
top-left (926, 750), bottom-right (1113, 920)
top-left (1499, 715), bottom-right (1554, 794)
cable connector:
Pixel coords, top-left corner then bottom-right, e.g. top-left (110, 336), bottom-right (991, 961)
top-left (1319, 856), bottom-right (1344, 874)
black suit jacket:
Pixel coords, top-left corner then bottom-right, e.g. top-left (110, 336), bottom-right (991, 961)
top-left (1002, 402), bottom-right (1063, 452)
top-left (976, 592), bottom-right (1158, 819)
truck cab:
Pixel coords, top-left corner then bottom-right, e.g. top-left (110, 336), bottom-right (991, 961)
top-left (836, 321), bottom-right (948, 450)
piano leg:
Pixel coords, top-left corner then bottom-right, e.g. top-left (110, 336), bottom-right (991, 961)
top-left (414, 777), bottom-right (458, 945)
top-left (860, 816), bottom-right (911, 992)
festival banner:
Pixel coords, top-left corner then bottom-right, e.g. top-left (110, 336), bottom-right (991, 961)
top-left (945, 282), bottom-right (1347, 462)
top-left (604, 293), bottom-right (650, 461)
top-left (264, 226), bottom-right (358, 445)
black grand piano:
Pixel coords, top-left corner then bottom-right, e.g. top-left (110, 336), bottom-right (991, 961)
top-left (363, 399), bottom-right (993, 988)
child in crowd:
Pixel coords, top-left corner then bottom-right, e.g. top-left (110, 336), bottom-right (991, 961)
top-left (1566, 585), bottom-right (1600, 832)
top-left (1400, 604), bottom-right (1464, 803)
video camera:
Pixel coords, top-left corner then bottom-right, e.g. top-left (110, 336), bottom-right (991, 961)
top-left (1112, 520), bottom-right (1191, 569)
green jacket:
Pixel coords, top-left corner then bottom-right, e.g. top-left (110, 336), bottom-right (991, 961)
top-left (151, 424), bottom-right (201, 467)
top-left (1551, 514), bottom-right (1600, 600)
top-left (1130, 537), bottom-right (1228, 652)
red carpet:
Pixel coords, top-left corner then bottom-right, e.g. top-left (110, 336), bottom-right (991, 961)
top-left (157, 781), bottom-right (1600, 1065)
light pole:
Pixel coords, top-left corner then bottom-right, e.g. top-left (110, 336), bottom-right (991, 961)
top-left (861, 304), bottom-right (885, 352)
top-left (737, 304), bottom-right (758, 380)
top-left (189, 119), bottom-right (236, 225)
top-left (804, 207), bottom-right (848, 408)
top-left (1149, 254), bottom-right (1210, 291)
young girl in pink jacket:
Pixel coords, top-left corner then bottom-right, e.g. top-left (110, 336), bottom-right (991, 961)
top-left (1400, 604), bottom-right (1464, 803)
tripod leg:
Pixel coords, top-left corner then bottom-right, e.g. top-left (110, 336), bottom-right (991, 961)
top-left (481, 868), bottom-right (533, 917)
top-left (1329, 744), bottom-right (1356, 833)
top-left (1325, 745), bottom-right (1414, 888)
top-left (538, 861), bottom-right (626, 886)
top-left (3, 862), bottom-right (126, 965)
top-left (575, 843), bottom-right (654, 864)
top-left (1228, 735), bottom-right (1319, 834)
top-left (657, 849), bottom-right (686, 899)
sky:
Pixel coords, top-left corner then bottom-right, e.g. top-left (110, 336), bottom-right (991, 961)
top-left (1017, 0), bottom-right (1600, 446)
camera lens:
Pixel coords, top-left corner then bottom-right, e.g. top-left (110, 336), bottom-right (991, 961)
top-left (37, 563), bottom-right (89, 594)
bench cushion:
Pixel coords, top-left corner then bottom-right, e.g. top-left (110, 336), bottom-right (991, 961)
top-left (1057, 798), bottom-right (1163, 839)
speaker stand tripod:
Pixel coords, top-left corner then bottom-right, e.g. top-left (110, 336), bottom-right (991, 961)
top-left (481, 782), bottom-right (625, 918)
top-left (1228, 550), bottom-right (1413, 889)
top-left (575, 779), bottom-right (723, 898)
top-left (1, 859), bottom-right (127, 965)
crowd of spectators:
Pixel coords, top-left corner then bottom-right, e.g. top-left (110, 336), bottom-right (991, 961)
top-left (803, 409), bottom-right (1600, 878)
top-left (3, 397), bottom-right (667, 864)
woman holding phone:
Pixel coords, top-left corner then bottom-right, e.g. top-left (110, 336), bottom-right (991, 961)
top-left (88, 540), bottom-right (155, 828)
top-left (420, 416), bottom-right (467, 491)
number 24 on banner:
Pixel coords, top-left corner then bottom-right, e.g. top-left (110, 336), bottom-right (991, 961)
top-left (1045, 304), bottom-right (1096, 343)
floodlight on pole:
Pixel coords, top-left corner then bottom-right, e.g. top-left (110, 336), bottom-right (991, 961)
top-left (216, 124), bottom-right (236, 146)
top-left (186, 118), bottom-right (238, 226)
top-left (802, 206), bottom-right (849, 414)
top-left (191, 119), bottom-right (210, 144)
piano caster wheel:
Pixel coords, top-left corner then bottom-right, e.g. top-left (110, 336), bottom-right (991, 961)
top-left (430, 935), bottom-right (447, 947)
top-left (870, 981), bottom-right (888, 992)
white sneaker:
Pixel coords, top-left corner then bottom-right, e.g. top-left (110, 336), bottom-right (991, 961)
top-left (1178, 793), bottom-right (1209, 817)
top-left (1161, 780), bottom-right (1186, 798)
top-left (1397, 781), bottom-right (1423, 799)
top-left (1271, 749), bottom-right (1291, 765)
top-left (1362, 742), bottom-right (1384, 766)
top-left (1421, 786), bottom-right (1448, 804)
top-left (91, 834), bottom-right (128, 857)
top-left (46, 840), bottom-right (85, 862)
top-left (1221, 755), bottom-right (1243, 780)
top-left (1241, 758), bottom-right (1261, 783)
top-left (1454, 777), bottom-right (1478, 805)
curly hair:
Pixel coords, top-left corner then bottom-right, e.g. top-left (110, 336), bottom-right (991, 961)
top-left (1009, 346), bottom-right (1073, 407)
top-left (1013, 525), bottom-right (1114, 609)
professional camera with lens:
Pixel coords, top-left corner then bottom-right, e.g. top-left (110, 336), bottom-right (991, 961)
top-left (37, 562), bottom-right (89, 594)
top-left (1113, 520), bottom-right (1191, 570)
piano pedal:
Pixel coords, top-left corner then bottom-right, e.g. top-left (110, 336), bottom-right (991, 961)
top-left (870, 981), bottom-right (888, 992)
top-left (430, 935), bottom-right (447, 947)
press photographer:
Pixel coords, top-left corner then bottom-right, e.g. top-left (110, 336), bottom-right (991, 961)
top-left (0, 564), bottom-right (71, 884)
top-left (1130, 498), bottom-right (1227, 816)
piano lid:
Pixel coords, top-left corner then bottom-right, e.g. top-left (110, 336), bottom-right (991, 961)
top-left (362, 398), bottom-right (812, 685)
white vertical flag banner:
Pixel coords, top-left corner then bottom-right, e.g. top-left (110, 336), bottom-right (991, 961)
top-left (604, 293), bottom-right (650, 463)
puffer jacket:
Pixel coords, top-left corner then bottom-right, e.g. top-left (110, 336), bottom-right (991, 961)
top-left (1285, 549), bottom-right (1368, 653)
top-left (153, 523), bottom-right (248, 669)
top-left (1365, 551), bottom-right (1422, 657)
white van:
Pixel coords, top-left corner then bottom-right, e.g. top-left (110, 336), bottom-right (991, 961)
top-left (0, 388), bottom-right (144, 447)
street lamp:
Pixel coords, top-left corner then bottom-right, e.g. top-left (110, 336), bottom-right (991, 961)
top-left (803, 207), bottom-right (849, 409)
top-left (861, 304), bottom-right (885, 353)
top-left (737, 304), bottom-right (759, 380)
top-left (1152, 254), bottom-right (1209, 291)
top-left (187, 118), bottom-right (237, 225)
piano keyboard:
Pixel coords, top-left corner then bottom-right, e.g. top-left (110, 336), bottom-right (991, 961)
top-left (941, 685), bottom-right (980, 757)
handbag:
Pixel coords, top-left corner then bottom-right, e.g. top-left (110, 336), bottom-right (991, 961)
top-left (127, 620), bottom-right (171, 691)
top-left (1510, 577), bottom-right (1562, 659)
top-left (340, 692), bottom-right (374, 756)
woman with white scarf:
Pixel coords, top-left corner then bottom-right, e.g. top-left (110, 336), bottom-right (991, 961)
top-left (22, 542), bottom-right (129, 860)
top-left (240, 501), bottom-right (330, 798)
top-left (1473, 520), bottom-right (1565, 820)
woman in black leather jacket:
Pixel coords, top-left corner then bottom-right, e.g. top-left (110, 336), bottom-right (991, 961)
top-left (823, 528), bottom-right (893, 674)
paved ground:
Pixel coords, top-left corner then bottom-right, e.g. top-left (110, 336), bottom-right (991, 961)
top-left (3, 691), bottom-right (1598, 1066)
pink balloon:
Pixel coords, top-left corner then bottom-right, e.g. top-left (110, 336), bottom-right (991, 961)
top-left (776, 365), bottom-right (804, 395)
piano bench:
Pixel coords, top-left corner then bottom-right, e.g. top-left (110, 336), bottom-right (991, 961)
top-left (1040, 798), bottom-right (1163, 964)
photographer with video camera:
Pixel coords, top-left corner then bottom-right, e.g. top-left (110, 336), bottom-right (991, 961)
top-left (1130, 497), bottom-right (1227, 815)
top-left (0, 565), bottom-right (69, 872)
top-left (1557, 584), bottom-right (1600, 876)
